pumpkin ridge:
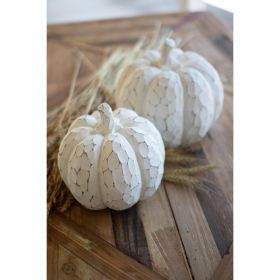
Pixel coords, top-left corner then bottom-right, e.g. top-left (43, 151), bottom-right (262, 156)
top-left (143, 70), bottom-right (184, 147)
top-left (178, 68), bottom-right (215, 145)
top-left (68, 133), bottom-right (106, 210)
top-left (99, 132), bottom-right (142, 210)
top-left (58, 126), bottom-right (93, 184)
top-left (178, 51), bottom-right (224, 121)
top-left (118, 126), bottom-right (164, 200)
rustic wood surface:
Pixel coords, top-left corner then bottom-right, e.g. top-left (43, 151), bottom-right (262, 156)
top-left (47, 12), bottom-right (233, 280)
top-left (211, 244), bottom-right (233, 280)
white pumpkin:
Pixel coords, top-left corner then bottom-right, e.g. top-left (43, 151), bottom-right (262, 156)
top-left (57, 103), bottom-right (165, 211)
top-left (116, 38), bottom-right (224, 147)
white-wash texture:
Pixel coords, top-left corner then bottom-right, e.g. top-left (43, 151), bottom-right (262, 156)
top-left (116, 38), bottom-right (224, 147)
top-left (58, 103), bottom-right (165, 210)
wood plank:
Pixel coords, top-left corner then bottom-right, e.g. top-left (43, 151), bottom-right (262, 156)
top-left (64, 204), bottom-right (115, 246)
top-left (47, 238), bottom-right (59, 280)
top-left (58, 245), bottom-right (110, 280)
top-left (48, 213), bottom-right (165, 280)
top-left (211, 244), bottom-right (233, 280)
top-left (111, 206), bottom-right (152, 268)
top-left (195, 168), bottom-right (233, 256)
top-left (48, 16), bottom-right (174, 48)
top-left (47, 13), bottom-right (203, 40)
top-left (47, 41), bottom-right (105, 110)
top-left (138, 186), bottom-right (193, 280)
top-left (175, 147), bottom-right (233, 258)
top-left (165, 182), bottom-right (221, 280)
top-left (47, 13), bottom-right (206, 59)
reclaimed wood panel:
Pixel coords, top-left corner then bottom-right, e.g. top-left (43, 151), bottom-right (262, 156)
top-left (165, 182), bottom-right (221, 279)
top-left (47, 238), bottom-right (59, 280)
top-left (48, 12), bottom-right (233, 280)
top-left (195, 170), bottom-right (233, 256)
top-left (48, 214), bottom-right (165, 280)
top-left (64, 204), bottom-right (115, 246)
top-left (211, 244), bottom-right (233, 280)
top-left (111, 206), bottom-right (152, 268)
top-left (138, 186), bottom-right (193, 280)
top-left (58, 245), bottom-right (110, 280)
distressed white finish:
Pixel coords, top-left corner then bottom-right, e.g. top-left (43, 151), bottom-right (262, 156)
top-left (58, 103), bottom-right (165, 211)
top-left (116, 38), bottom-right (224, 147)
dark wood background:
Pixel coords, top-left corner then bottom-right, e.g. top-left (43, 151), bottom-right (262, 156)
top-left (48, 12), bottom-right (233, 280)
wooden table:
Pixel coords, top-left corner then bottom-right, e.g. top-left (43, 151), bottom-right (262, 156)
top-left (47, 12), bottom-right (233, 280)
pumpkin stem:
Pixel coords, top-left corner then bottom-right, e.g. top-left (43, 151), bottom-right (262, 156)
top-left (160, 38), bottom-right (176, 65)
top-left (97, 103), bottom-right (115, 134)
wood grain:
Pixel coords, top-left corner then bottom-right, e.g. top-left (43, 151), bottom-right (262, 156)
top-left (48, 213), bottom-right (165, 280)
top-left (165, 182), bottom-right (221, 280)
top-left (111, 206), bottom-right (152, 268)
top-left (47, 238), bottom-right (59, 280)
top-left (58, 245), bottom-right (110, 280)
top-left (195, 170), bottom-right (233, 256)
top-left (64, 203), bottom-right (115, 245)
top-left (138, 186), bottom-right (193, 280)
top-left (211, 244), bottom-right (233, 280)
top-left (47, 12), bottom-right (233, 279)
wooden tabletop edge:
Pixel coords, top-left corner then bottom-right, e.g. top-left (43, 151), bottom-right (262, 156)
top-left (47, 11), bottom-right (204, 30)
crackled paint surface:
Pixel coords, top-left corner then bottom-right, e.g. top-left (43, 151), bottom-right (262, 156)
top-left (116, 38), bottom-right (224, 147)
top-left (58, 103), bottom-right (165, 211)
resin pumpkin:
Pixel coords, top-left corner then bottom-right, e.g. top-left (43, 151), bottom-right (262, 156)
top-left (58, 103), bottom-right (165, 210)
top-left (116, 38), bottom-right (224, 147)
